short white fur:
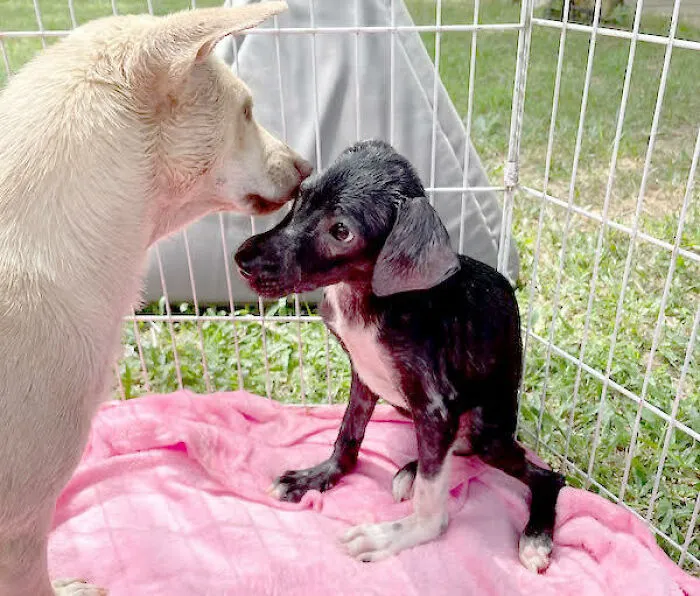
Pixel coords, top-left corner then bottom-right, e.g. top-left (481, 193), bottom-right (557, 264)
top-left (0, 4), bottom-right (307, 594)
top-left (324, 283), bottom-right (409, 411)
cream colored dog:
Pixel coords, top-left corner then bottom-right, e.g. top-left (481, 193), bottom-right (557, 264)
top-left (0, 3), bottom-right (310, 594)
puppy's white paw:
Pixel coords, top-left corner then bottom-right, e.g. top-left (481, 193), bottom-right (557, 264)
top-left (266, 481), bottom-right (284, 500)
top-left (392, 464), bottom-right (416, 503)
top-left (52, 578), bottom-right (108, 595)
top-left (339, 513), bottom-right (447, 562)
top-left (518, 533), bottom-right (553, 573)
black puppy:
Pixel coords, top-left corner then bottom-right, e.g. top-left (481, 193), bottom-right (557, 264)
top-left (234, 140), bottom-right (564, 572)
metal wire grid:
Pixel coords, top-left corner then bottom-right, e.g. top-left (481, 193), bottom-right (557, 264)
top-left (0, 0), bottom-right (698, 570)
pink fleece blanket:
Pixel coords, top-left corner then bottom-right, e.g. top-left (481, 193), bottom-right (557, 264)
top-left (48, 391), bottom-right (699, 595)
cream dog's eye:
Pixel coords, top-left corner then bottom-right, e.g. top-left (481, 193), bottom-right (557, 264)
top-left (243, 104), bottom-right (252, 121)
top-left (330, 222), bottom-right (353, 242)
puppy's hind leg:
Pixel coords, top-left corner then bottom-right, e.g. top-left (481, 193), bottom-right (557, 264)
top-left (473, 430), bottom-right (564, 573)
top-left (392, 409), bottom-right (475, 503)
top-left (392, 460), bottom-right (417, 502)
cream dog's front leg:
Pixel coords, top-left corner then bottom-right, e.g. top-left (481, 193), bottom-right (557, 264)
top-left (0, 344), bottom-right (109, 596)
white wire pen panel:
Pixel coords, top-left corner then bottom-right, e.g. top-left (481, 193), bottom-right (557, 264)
top-left (0, 0), bottom-right (698, 575)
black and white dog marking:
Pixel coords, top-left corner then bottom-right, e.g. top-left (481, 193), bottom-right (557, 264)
top-left (234, 140), bottom-right (565, 572)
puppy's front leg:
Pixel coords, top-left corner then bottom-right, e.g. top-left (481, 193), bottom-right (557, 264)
top-left (271, 371), bottom-right (378, 503)
top-left (341, 403), bottom-right (457, 562)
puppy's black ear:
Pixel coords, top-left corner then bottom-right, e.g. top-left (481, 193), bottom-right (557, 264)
top-left (372, 197), bottom-right (459, 297)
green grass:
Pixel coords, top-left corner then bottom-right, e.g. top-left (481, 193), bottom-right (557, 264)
top-left (1, 0), bottom-right (698, 574)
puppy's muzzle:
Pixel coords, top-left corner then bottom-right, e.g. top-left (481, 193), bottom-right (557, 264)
top-left (235, 236), bottom-right (277, 276)
top-left (234, 239), bottom-right (263, 276)
top-left (234, 236), bottom-right (297, 298)
top-left (237, 264), bottom-right (254, 279)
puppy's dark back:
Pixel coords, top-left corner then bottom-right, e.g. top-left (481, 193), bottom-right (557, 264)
top-left (368, 255), bottom-right (522, 414)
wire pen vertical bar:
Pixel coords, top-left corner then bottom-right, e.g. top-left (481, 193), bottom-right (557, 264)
top-left (218, 213), bottom-right (245, 390)
top-left (272, 12), bottom-right (308, 406)
top-left (309, 0), bottom-right (322, 170)
top-left (516, 0), bottom-right (571, 434)
top-left (154, 244), bottom-right (184, 390)
top-left (249, 218), bottom-right (273, 400)
top-left (146, 0), bottom-right (154, 15)
top-left (562, 0), bottom-right (646, 469)
top-left (237, 0), bottom-right (269, 399)
top-left (533, 0), bottom-right (603, 448)
top-left (114, 364), bottom-right (126, 400)
top-left (273, 14), bottom-right (288, 146)
top-left (497, 0), bottom-right (534, 276)
top-left (131, 314), bottom-right (151, 393)
top-left (354, 0), bottom-right (361, 141)
top-left (618, 125), bottom-right (699, 502)
top-left (678, 490), bottom-right (700, 567)
top-left (219, 38), bottom-right (246, 391)
top-left (182, 230), bottom-right (212, 393)
top-left (308, 0), bottom-right (331, 401)
top-left (428, 0), bottom-right (443, 207)
top-left (458, 0), bottom-right (480, 254)
top-left (111, 0), bottom-right (118, 16)
top-left (586, 0), bottom-right (682, 487)
top-left (646, 305), bottom-right (699, 521)
top-left (389, 0), bottom-right (396, 145)
top-left (0, 39), bottom-right (11, 79)
top-left (294, 294), bottom-right (308, 404)
top-left (67, 0), bottom-right (77, 28)
top-left (31, 0), bottom-right (47, 49)
top-left (324, 325), bottom-right (332, 403)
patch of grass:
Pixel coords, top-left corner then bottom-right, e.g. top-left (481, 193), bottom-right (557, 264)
top-left (119, 299), bottom-right (352, 404)
top-left (1, 0), bottom-right (698, 574)
top-left (411, 0), bottom-right (699, 232)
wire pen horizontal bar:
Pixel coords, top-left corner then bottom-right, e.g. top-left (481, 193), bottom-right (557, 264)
top-left (0, 23), bottom-right (522, 40)
top-left (521, 186), bottom-right (700, 265)
top-left (124, 313), bottom-right (700, 442)
top-left (527, 330), bottom-right (700, 443)
top-left (6, 21), bottom-right (700, 50)
top-left (0, 30), bottom-right (71, 38)
top-left (126, 314), bottom-right (323, 323)
top-left (533, 18), bottom-right (700, 52)
top-left (428, 185), bottom-right (505, 193)
top-left (518, 426), bottom-right (700, 568)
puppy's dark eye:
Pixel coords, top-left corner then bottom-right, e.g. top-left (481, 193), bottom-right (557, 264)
top-left (330, 222), bottom-right (354, 243)
top-left (243, 103), bottom-right (253, 121)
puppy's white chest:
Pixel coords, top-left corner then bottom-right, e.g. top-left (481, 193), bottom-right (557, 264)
top-left (324, 286), bottom-right (408, 410)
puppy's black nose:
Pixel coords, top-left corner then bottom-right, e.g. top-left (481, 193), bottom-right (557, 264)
top-left (234, 240), bottom-right (257, 279)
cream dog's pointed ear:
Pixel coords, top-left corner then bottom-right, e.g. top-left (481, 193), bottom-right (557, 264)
top-left (147, 2), bottom-right (287, 84)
